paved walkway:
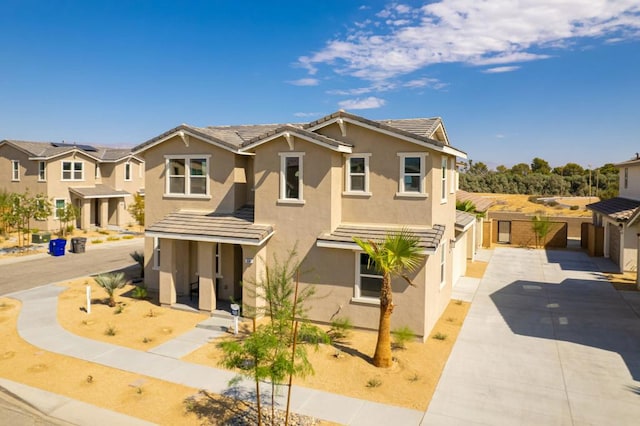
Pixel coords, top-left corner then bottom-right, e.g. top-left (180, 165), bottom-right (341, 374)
top-left (7, 284), bottom-right (424, 425)
top-left (425, 248), bottom-right (640, 425)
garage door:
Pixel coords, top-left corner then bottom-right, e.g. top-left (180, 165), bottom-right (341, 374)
top-left (608, 223), bottom-right (620, 267)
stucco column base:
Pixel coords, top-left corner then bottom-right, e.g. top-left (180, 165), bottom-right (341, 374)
top-left (159, 239), bottom-right (177, 306)
top-left (197, 242), bottom-right (216, 312)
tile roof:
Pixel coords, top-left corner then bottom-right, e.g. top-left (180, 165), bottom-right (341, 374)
top-left (455, 210), bottom-right (476, 230)
top-left (1, 140), bottom-right (134, 161)
top-left (586, 197), bottom-right (640, 222)
top-left (456, 190), bottom-right (495, 212)
top-left (240, 125), bottom-right (352, 151)
top-left (317, 224), bottom-right (445, 253)
top-left (68, 184), bottom-right (131, 199)
top-left (377, 118), bottom-right (441, 138)
top-left (146, 206), bottom-right (273, 245)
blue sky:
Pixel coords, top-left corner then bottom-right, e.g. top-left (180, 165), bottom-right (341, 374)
top-left (1, 1), bottom-right (639, 169)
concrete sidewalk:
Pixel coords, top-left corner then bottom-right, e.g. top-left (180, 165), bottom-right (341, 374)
top-left (7, 284), bottom-right (424, 426)
top-left (424, 248), bottom-right (640, 425)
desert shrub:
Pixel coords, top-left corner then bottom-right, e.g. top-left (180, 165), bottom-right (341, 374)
top-left (91, 239), bottom-right (103, 244)
top-left (432, 332), bottom-right (448, 341)
top-left (94, 272), bottom-right (126, 307)
top-left (329, 316), bottom-right (353, 340)
top-left (366, 378), bottom-right (382, 388)
top-left (106, 236), bottom-right (120, 241)
top-left (131, 285), bottom-right (148, 300)
top-left (297, 323), bottom-right (330, 345)
top-left (392, 325), bottom-right (415, 349)
top-left (122, 235), bottom-right (134, 240)
top-left (570, 205), bottom-right (579, 210)
top-left (104, 325), bottom-right (117, 336)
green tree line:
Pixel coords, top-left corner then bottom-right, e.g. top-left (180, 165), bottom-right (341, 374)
top-left (459, 158), bottom-right (618, 199)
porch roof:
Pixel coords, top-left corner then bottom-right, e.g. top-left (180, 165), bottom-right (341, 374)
top-left (586, 197), bottom-right (640, 222)
top-left (316, 224), bottom-right (445, 255)
top-left (146, 206), bottom-right (273, 246)
top-left (69, 184), bottom-right (131, 199)
top-left (455, 210), bottom-right (476, 231)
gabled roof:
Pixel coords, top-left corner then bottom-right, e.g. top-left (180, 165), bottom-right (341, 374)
top-left (316, 223), bottom-right (445, 255)
top-left (586, 197), bottom-right (640, 222)
top-left (133, 110), bottom-right (466, 158)
top-left (145, 206), bottom-right (273, 246)
top-left (455, 210), bottom-right (476, 231)
top-left (0, 140), bottom-right (137, 162)
top-left (304, 111), bottom-right (466, 158)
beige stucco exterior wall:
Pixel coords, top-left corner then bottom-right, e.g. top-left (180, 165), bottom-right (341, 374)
top-left (619, 163), bottom-right (640, 200)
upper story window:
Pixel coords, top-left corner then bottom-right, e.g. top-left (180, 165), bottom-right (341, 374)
top-left (62, 161), bottom-right (84, 181)
top-left (624, 168), bottom-right (628, 189)
top-left (38, 161), bottom-right (46, 181)
top-left (354, 252), bottom-right (382, 303)
top-left (164, 155), bottom-right (210, 197)
top-left (397, 153), bottom-right (428, 197)
top-left (441, 156), bottom-right (448, 202)
top-left (11, 160), bottom-right (19, 181)
top-left (344, 154), bottom-right (371, 195)
top-left (124, 163), bottom-right (132, 181)
top-left (279, 152), bottom-right (305, 203)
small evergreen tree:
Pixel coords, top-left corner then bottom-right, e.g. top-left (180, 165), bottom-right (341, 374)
top-left (532, 214), bottom-right (552, 248)
top-left (128, 192), bottom-right (145, 227)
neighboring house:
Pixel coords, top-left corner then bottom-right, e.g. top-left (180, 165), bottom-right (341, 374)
top-left (586, 155), bottom-right (640, 272)
top-left (133, 110), bottom-right (468, 340)
top-left (0, 140), bottom-right (144, 232)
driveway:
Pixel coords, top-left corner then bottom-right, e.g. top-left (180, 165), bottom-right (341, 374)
top-left (0, 239), bottom-right (143, 295)
top-left (424, 248), bottom-right (640, 425)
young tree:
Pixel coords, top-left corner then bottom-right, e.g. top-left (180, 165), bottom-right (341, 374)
top-left (532, 215), bottom-right (552, 248)
top-left (94, 272), bottom-right (127, 307)
top-left (56, 203), bottom-right (78, 237)
top-left (219, 250), bottom-right (324, 425)
top-left (353, 230), bottom-right (424, 368)
top-left (127, 192), bottom-right (145, 227)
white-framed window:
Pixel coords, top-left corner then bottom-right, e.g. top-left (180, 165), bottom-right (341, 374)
top-left (11, 160), bottom-right (20, 181)
top-left (124, 162), bottom-right (132, 181)
top-left (439, 241), bottom-right (447, 289)
top-left (344, 154), bottom-right (371, 195)
top-left (441, 156), bottom-right (448, 202)
top-left (164, 155), bottom-right (210, 197)
top-left (38, 161), bottom-right (46, 181)
top-left (61, 161), bottom-right (84, 181)
top-left (153, 237), bottom-right (160, 270)
top-left (53, 199), bottom-right (66, 219)
top-left (624, 168), bottom-right (628, 189)
top-left (215, 243), bottom-right (223, 278)
top-left (354, 252), bottom-right (383, 303)
top-left (279, 152), bottom-right (305, 203)
top-left (397, 153), bottom-right (428, 196)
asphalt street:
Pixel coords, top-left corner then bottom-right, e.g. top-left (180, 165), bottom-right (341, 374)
top-left (0, 239), bottom-right (143, 296)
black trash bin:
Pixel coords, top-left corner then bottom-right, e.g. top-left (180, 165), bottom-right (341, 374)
top-left (71, 237), bottom-right (87, 253)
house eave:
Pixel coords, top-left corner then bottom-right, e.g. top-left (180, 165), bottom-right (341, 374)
top-left (316, 239), bottom-right (436, 255)
top-left (145, 230), bottom-right (273, 246)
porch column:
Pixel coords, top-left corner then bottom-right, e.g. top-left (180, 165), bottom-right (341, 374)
top-left (117, 200), bottom-right (125, 226)
top-left (159, 239), bottom-right (177, 307)
top-left (99, 198), bottom-right (108, 228)
top-left (197, 241), bottom-right (216, 312)
top-left (241, 244), bottom-right (268, 317)
top-left (81, 199), bottom-right (91, 230)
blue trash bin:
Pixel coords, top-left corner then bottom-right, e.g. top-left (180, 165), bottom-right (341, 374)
top-left (49, 239), bottom-right (67, 256)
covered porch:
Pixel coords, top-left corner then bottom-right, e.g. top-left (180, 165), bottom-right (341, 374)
top-left (69, 184), bottom-right (130, 230)
top-left (146, 207), bottom-right (273, 313)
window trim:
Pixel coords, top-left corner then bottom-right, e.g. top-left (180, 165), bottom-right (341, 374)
top-left (38, 161), bottom-right (46, 182)
top-left (53, 198), bottom-right (66, 219)
top-left (278, 152), bottom-right (305, 204)
top-left (124, 162), bottom-right (132, 181)
top-left (11, 160), bottom-right (20, 181)
top-left (344, 153), bottom-right (372, 196)
top-left (396, 152), bottom-right (428, 198)
top-left (441, 156), bottom-right (448, 203)
top-left (352, 251), bottom-right (382, 305)
top-left (163, 155), bottom-right (211, 198)
top-left (215, 243), bottom-right (223, 278)
top-left (95, 163), bottom-right (101, 179)
top-left (61, 161), bottom-right (84, 181)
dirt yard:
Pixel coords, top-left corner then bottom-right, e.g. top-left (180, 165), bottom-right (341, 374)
top-left (0, 259), bottom-right (485, 423)
top-left (482, 193), bottom-right (595, 217)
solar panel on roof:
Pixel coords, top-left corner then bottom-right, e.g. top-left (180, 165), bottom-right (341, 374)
top-left (50, 142), bottom-right (97, 152)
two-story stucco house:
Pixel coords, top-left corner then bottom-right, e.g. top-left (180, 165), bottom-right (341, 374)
top-left (133, 111), bottom-right (469, 340)
top-left (0, 140), bottom-right (144, 232)
top-left (586, 155), bottom-right (640, 272)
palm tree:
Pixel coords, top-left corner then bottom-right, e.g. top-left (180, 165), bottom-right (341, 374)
top-left (354, 229), bottom-right (424, 368)
top-left (94, 272), bottom-right (127, 307)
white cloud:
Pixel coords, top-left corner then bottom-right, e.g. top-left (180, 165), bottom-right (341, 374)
top-left (288, 78), bottom-right (319, 86)
top-left (299, 0), bottom-right (640, 81)
top-left (403, 77), bottom-right (447, 89)
top-left (293, 112), bottom-right (321, 118)
top-left (338, 96), bottom-right (386, 109)
top-left (482, 66), bottom-right (521, 73)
